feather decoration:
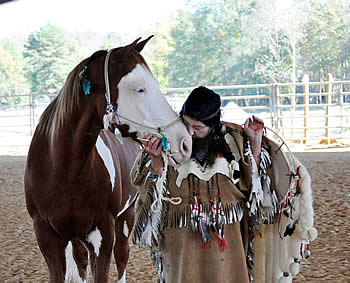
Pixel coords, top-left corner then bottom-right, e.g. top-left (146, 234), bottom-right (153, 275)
top-left (198, 203), bottom-right (212, 242)
top-left (246, 142), bottom-right (278, 224)
top-left (245, 141), bottom-right (264, 216)
top-left (103, 112), bottom-right (113, 130)
top-left (114, 127), bottom-right (123, 144)
top-left (210, 201), bottom-right (218, 233)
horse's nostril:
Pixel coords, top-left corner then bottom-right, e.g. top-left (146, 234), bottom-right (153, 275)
top-left (182, 143), bottom-right (188, 154)
top-left (180, 137), bottom-right (192, 157)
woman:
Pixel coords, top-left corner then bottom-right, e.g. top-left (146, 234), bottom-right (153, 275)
top-left (132, 87), bottom-right (284, 282)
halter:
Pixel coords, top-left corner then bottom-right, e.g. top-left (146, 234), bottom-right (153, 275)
top-left (102, 49), bottom-right (182, 149)
top-left (103, 49), bottom-right (184, 208)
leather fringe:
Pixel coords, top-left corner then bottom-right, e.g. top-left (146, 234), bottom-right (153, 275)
top-left (167, 201), bottom-right (244, 230)
top-left (131, 182), bottom-right (168, 247)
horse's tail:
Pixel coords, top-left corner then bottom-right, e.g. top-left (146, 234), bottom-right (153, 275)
top-left (65, 241), bottom-right (87, 283)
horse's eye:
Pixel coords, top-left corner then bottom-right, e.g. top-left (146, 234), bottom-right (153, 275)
top-left (137, 88), bottom-right (145, 94)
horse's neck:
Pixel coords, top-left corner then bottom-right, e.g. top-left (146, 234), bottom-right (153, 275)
top-left (53, 105), bottom-right (102, 175)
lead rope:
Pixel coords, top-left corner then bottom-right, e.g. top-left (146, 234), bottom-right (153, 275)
top-left (130, 149), bottom-right (182, 213)
top-left (150, 151), bottom-right (182, 212)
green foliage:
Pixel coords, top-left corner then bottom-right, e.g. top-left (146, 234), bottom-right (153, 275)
top-left (0, 46), bottom-right (29, 105)
top-left (254, 31), bottom-right (293, 83)
top-left (166, 0), bottom-right (266, 88)
top-left (164, 0), bottom-right (350, 87)
top-left (23, 24), bottom-right (79, 94)
top-left (143, 28), bottom-right (172, 88)
top-left (298, 1), bottom-right (346, 81)
top-left (1, 0), bottom-right (350, 100)
top-left (101, 32), bottom-right (125, 50)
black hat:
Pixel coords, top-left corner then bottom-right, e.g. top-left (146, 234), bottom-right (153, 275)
top-left (181, 86), bottom-right (221, 122)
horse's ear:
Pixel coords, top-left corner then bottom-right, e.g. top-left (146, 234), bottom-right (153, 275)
top-left (123, 37), bottom-right (142, 60)
top-left (136, 35), bottom-right (154, 52)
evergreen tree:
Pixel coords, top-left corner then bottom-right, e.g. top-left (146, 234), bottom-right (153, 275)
top-left (251, 0), bottom-right (294, 83)
top-left (298, 1), bottom-right (345, 81)
top-left (101, 32), bottom-right (125, 50)
top-left (166, 0), bottom-right (257, 88)
top-left (0, 46), bottom-right (29, 105)
top-left (23, 24), bottom-right (78, 94)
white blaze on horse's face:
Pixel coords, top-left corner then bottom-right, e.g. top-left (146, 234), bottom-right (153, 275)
top-left (117, 63), bottom-right (192, 164)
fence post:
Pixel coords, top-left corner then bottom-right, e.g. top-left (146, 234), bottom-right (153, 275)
top-left (30, 93), bottom-right (35, 135)
top-left (340, 82), bottom-right (344, 137)
top-left (325, 73), bottom-right (334, 143)
top-left (270, 84), bottom-right (278, 131)
top-left (303, 74), bottom-right (309, 143)
top-left (290, 82), bottom-right (296, 139)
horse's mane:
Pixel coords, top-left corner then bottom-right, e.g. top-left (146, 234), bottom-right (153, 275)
top-left (37, 59), bottom-right (87, 142)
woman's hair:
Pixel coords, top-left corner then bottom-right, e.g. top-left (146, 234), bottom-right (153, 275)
top-left (180, 86), bottom-right (235, 165)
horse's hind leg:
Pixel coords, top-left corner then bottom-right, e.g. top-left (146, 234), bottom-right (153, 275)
top-left (33, 217), bottom-right (66, 282)
top-left (114, 206), bottom-right (135, 282)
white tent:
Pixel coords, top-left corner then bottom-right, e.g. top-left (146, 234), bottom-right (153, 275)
top-left (222, 101), bottom-right (249, 125)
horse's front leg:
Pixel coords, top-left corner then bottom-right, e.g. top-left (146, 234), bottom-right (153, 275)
top-left (114, 205), bottom-right (135, 283)
top-left (84, 214), bottom-right (115, 282)
top-left (33, 216), bottom-right (67, 282)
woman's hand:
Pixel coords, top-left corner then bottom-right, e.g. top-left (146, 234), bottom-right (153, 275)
top-left (243, 116), bottom-right (264, 167)
top-left (143, 133), bottom-right (164, 175)
top-left (243, 115), bottom-right (264, 141)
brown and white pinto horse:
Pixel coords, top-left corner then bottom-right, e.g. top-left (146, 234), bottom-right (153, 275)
top-left (24, 37), bottom-right (192, 282)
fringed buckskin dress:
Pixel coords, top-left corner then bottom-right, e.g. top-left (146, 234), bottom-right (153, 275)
top-left (132, 122), bottom-right (279, 283)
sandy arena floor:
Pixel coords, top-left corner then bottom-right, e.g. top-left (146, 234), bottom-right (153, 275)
top-left (0, 148), bottom-right (349, 282)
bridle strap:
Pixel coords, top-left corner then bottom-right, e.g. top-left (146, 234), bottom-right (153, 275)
top-left (116, 113), bottom-right (182, 133)
top-left (103, 49), bottom-right (182, 134)
top-left (104, 49), bottom-right (114, 104)
top-left (159, 117), bottom-right (182, 132)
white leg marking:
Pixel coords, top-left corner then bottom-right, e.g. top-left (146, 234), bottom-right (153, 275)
top-left (65, 241), bottom-right (87, 283)
top-left (118, 270), bottom-right (126, 283)
top-left (87, 227), bottom-right (102, 257)
top-left (96, 135), bottom-right (115, 190)
top-left (123, 220), bottom-right (129, 238)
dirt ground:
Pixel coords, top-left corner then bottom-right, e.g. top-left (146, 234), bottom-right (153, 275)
top-left (0, 149), bottom-right (349, 282)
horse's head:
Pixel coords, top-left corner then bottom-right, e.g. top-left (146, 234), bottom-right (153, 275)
top-left (79, 37), bottom-right (192, 164)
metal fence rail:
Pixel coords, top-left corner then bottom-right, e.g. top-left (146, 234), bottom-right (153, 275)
top-left (165, 77), bottom-right (350, 144)
top-left (1, 77), bottom-right (349, 153)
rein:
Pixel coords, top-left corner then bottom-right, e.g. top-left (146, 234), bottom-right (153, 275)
top-left (102, 49), bottom-right (182, 147)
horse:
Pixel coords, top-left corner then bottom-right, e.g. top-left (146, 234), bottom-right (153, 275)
top-left (24, 36), bottom-right (192, 282)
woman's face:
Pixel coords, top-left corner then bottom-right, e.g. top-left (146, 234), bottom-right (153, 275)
top-left (182, 115), bottom-right (211, 139)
